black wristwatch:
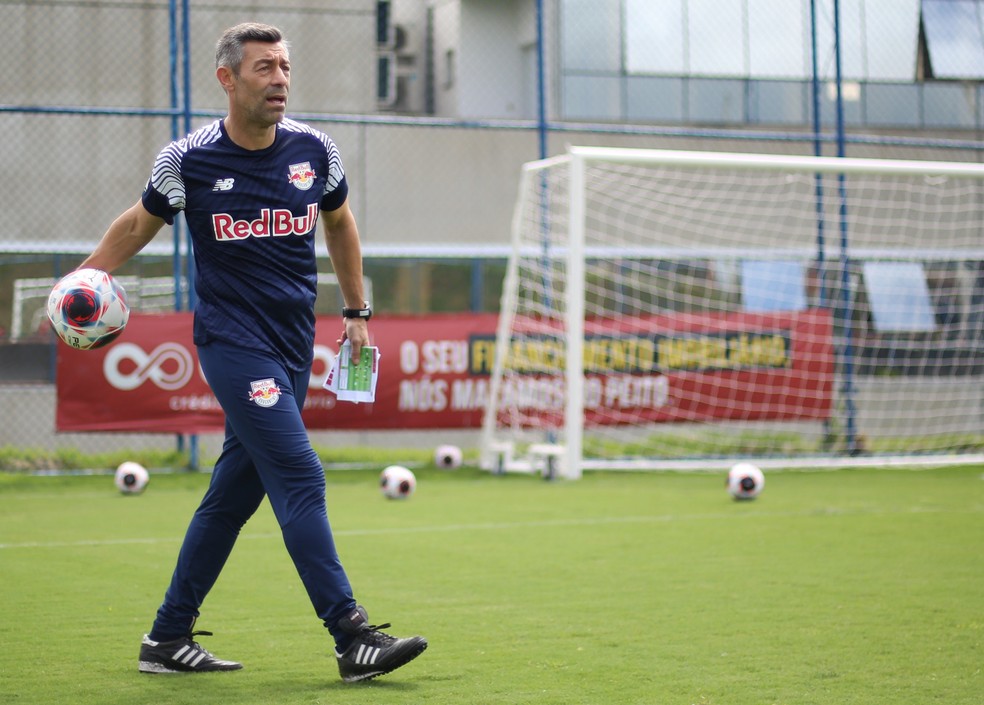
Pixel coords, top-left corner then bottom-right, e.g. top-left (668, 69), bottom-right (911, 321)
top-left (342, 300), bottom-right (372, 321)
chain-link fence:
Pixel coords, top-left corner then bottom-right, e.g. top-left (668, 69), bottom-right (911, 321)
top-left (2, 0), bottom-right (982, 460)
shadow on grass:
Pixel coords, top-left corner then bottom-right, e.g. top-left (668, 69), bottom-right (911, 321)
top-left (82, 668), bottom-right (435, 705)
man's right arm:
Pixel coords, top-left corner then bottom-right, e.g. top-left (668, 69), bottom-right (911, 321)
top-left (79, 201), bottom-right (167, 273)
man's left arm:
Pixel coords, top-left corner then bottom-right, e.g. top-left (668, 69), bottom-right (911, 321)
top-left (321, 198), bottom-right (370, 362)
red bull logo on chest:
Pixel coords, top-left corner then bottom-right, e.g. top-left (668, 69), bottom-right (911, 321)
top-left (212, 203), bottom-right (319, 241)
top-left (288, 161), bottom-right (316, 191)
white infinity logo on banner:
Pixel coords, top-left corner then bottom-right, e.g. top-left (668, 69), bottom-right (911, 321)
top-left (104, 342), bottom-right (195, 391)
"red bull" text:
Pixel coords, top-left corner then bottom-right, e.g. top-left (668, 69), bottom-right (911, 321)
top-left (212, 203), bottom-right (319, 241)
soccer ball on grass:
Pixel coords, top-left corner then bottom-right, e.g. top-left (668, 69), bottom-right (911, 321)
top-left (115, 461), bottom-right (149, 494)
top-left (47, 268), bottom-right (129, 350)
top-left (434, 444), bottom-right (463, 469)
top-left (380, 465), bottom-right (416, 500)
top-left (727, 462), bottom-right (765, 500)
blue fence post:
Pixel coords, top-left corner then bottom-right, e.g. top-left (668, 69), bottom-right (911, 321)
top-left (810, 0), bottom-right (834, 452)
top-left (168, 0), bottom-right (199, 470)
top-left (181, 0), bottom-right (200, 470)
top-left (168, 0), bottom-right (187, 463)
top-left (809, 0), bottom-right (828, 310)
top-left (536, 0), bottom-right (547, 161)
top-left (833, 0), bottom-right (858, 455)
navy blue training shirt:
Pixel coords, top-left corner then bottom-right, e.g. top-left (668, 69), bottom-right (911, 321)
top-left (142, 118), bottom-right (349, 372)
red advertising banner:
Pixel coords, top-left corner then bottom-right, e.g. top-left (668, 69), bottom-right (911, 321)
top-left (56, 310), bottom-right (833, 433)
top-left (475, 309), bottom-right (834, 428)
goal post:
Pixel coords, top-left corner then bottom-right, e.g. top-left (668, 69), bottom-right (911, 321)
top-left (480, 146), bottom-right (984, 478)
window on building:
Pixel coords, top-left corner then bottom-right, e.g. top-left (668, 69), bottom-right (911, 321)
top-left (377, 53), bottom-right (395, 105)
top-left (863, 262), bottom-right (936, 332)
top-left (444, 49), bottom-right (455, 90)
top-left (562, 0), bottom-right (622, 72)
top-left (377, 0), bottom-right (391, 46)
top-left (748, 0), bottom-right (806, 78)
top-left (866, 0), bottom-right (920, 80)
top-left (688, 0), bottom-right (745, 76)
top-left (626, 0), bottom-right (685, 74)
top-left (559, 0), bottom-right (980, 127)
top-left (922, 0), bottom-right (984, 79)
top-left (741, 261), bottom-right (807, 312)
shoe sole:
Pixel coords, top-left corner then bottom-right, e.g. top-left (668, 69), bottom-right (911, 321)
top-left (139, 660), bottom-right (243, 674)
top-left (341, 640), bottom-right (428, 683)
top-left (139, 661), bottom-right (185, 674)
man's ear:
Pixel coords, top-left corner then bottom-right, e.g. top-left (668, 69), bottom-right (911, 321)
top-left (216, 66), bottom-right (235, 93)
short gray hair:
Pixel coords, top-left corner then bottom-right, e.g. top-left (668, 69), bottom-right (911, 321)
top-left (215, 23), bottom-right (289, 72)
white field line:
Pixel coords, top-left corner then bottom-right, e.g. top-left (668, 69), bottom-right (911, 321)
top-left (0, 505), bottom-right (979, 550)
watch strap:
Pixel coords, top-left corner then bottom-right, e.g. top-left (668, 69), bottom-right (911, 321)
top-left (342, 301), bottom-right (372, 320)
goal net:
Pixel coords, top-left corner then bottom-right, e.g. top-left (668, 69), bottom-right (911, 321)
top-left (480, 147), bottom-right (984, 477)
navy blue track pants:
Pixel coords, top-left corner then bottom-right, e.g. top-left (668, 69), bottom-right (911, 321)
top-left (150, 340), bottom-right (355, 643)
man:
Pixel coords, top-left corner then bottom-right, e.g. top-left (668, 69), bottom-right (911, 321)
top-left (78, 22), bottom-right (426, 682)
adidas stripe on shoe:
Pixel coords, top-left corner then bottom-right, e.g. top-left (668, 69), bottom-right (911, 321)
top-left (334, 605), bottom-right (427, 683)
top-left (138, 631), bottom-right (242, 673)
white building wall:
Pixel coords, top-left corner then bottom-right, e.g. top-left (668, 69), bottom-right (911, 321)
top-left (458, 0), bottom-right (532, 119)
top-left (429, 0), bottom-right (461, 116)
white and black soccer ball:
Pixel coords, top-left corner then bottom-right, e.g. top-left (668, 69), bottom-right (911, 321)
top-left (115, 461), bottom-right (149, 494)
top-left (47, 268), bottom-right (129, 350)
top-left (380, 465), bottom-right (416, 500)
top-left (727, 462), bottom-right (765, 500)
top-left (434, 444), bottom-right (463, 469)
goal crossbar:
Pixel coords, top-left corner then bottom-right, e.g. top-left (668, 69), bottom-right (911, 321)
top-left (568, 146), bottom-right (984, 179)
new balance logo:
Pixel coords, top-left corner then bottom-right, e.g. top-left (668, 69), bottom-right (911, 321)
top-left (353, 644), bottom-right (381, 666)
top-left (212, 178), bottom-right (235, 192)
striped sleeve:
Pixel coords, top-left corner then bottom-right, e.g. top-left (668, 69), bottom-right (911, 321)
top-left (142, 121), bottom-right (223, 223)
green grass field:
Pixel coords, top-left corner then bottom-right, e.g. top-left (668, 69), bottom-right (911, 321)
top-left (1, 463), bottom-right (981, 705)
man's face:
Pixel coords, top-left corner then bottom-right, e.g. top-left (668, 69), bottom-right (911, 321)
top-left (229, 41), bottom-right (290, 126)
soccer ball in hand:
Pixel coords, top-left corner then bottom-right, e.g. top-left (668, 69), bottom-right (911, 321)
top-left (47, 268), bottom-right (129, 350)
top-left (434, 444), bottom-right (463, 469)
top-left (727, 462), bottom-right (765, 500)
top-left (115, 461), bottom-right (149, 494)
top-left (380, 465), bottom-right (416, 500)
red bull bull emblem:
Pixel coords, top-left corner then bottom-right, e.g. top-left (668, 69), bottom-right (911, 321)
top-left (248, 378), bottom-right (282, 407)
top-left (287, 161), bottom-right (316, 191)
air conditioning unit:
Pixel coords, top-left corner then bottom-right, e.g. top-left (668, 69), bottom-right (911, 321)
top-left (393, 23), bottom-right (411, 52)
top-left (377, 23), bottom-right (420, 111)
